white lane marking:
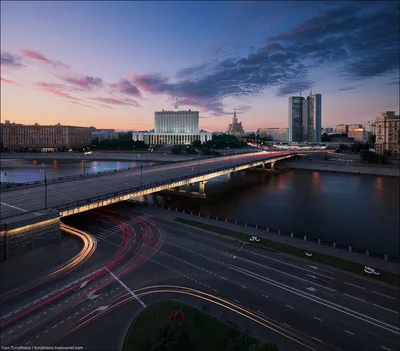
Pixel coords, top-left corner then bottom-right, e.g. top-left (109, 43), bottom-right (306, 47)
top-left (236, 256), bottom-right (335, 292)
top-left (44, 329), bottom-right (48, 333)
top-left (105, 267), bottom-right (146, 308)
top-left (312, 337), bottom-right (322, 343)
top-left (345, 330), bottom-right (354, 335)
top-left (313, 316), bottom-right (322, 321)
top-left (308, 265), bottom-right (333, 274)
top-left (262, 294), bottom-right (269, 298)
top-left (27, 320), bottom-right (32, 324)
top-left (306, 287), bottom-right (317, 292)
top-left (8, 330), bottom-right (14, 334)
top-left (344, 282), bottom-right (365, 290)
top-left (373, 304), bottom-right (399, 314)
top-left (35, 335), bottom-right (40, 339)
top-left (283, 323), bottom-right (291, 328)
top-left (372, 291), bottom-right (396, 300)
top-left (286, 305), bottom-right (294, 309)
top-left (52, 325), bottom-right (56, 328)
top-left (381, 346), bottom-right (391, 351)
top-left (344, 294), bottom-right (366, 303)
top-left (1, 202), bottom-right (28, 212)
top-left (229, 265), bottom-right (399, 334)
top-left (241, 285), bottom-right (247, 289)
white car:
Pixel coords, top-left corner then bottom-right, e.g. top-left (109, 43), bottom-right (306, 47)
top-left (364, 265), bottom-right (381, 276)
top-left (249, 236), bottom-right (260, 242)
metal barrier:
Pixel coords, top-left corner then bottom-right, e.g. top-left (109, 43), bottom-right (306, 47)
top-left (126, 199), bottom-right (399, 263)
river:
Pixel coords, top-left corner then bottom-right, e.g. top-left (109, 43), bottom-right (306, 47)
top-left (1, 159), bottom-right (398, 258)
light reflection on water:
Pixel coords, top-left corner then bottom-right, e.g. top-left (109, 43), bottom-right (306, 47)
top-left (140, 169), bottom-right (399, 258)
top-left (0, 159), bottom-right (155, 183)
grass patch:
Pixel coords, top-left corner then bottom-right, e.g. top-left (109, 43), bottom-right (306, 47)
top-left (175, 218), bottom-right (400, 286)
top-left (122, 300), bottom-right (278, 351)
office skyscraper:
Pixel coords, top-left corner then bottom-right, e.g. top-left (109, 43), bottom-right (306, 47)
top-left (288, 93), bottom-right (322, 143)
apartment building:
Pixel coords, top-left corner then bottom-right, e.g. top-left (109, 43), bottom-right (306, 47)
top-left (0, 122), bottom-right (92, 151)
top-left (375, 111), bottom-right (400, 156)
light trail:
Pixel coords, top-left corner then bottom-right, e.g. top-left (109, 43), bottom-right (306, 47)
top-left (1, 224), bottom-right (97, 301)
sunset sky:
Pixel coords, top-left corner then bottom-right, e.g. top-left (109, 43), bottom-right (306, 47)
top-left (1, 1), bottom-right (399, 131)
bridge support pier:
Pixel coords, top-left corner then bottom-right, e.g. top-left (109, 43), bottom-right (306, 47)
top-left (270, 162), bottom-right (275, 171)
top-left (199, 180), bottom-right (207, 195)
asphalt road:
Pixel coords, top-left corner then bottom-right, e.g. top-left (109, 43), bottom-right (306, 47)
top-left (1, 204), bottom-right (399, 351)
top-left (0, 151), bottom-right (290, 220)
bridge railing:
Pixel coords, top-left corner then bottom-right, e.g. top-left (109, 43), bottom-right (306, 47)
top-left (126, 200), bottom-right (399, 264)
top-left (0, 155), bottom-right (290, 223)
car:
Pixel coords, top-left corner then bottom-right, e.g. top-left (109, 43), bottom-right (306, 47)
top-left (364, 265), bottom-right (381, 276)
top-left (249, 236), bottom-right (260, 242)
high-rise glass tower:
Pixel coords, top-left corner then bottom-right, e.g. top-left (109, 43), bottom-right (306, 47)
top-left (289, 93), bottom-right (322, 143)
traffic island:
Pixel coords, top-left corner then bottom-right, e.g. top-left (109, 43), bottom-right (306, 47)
top-left (175, 218), bottom-right (400, 286)
top-left (122, 300), bottom-right (278, 351)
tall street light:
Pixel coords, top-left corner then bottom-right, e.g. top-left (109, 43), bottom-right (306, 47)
top-left (43, 170), bottom-right (48, 210)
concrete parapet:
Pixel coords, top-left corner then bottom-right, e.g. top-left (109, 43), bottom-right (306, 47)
top-left (0, 210), bottom-right (60, 261)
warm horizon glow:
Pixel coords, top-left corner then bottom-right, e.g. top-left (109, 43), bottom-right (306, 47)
top-left (1, 1), bottom-right (399, 131)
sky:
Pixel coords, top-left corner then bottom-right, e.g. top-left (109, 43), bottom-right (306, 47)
top-left (1, 1), bottom-right (399, 132)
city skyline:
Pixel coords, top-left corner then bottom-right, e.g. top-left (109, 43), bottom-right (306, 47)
top-left (1, 1), bottom-right (399, 131)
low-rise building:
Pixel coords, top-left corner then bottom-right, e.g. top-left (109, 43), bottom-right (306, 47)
top-left (257, 128), bottom-right (288, 142)
top-left (92, 129), bottom-right (119, 142)
top-left (375, 111), bottom-right (400, 156)
top-left (348, 128), bottom-right (367, 142)
top-left (0, 122), bottom-right (92, 151)
top-left (335, 124), bottom-right (348, 134)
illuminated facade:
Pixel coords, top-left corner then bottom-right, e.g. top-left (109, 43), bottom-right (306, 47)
top-left (226, 111), bottom-right (245, 136)
top-left (0, 122), bottom-right (92, 150)
top-left (375, 111), bottom-right (400, 156)
top-left (257, 128), bottom-right (288, 142)
top-left (132, 106), bottom-right (212, 145)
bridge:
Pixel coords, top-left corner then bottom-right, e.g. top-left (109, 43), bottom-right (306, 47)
top-left (0, 151), bottom-right (294, 221)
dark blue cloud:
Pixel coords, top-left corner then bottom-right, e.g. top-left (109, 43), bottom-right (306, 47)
top-left (132, 1), bottom-right (399, 115)
top-left (1, 51), bottom-right (25, 68)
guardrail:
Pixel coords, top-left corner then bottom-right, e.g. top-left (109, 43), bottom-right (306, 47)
top-left (126, 200), bottom-right (400, 264)
top-left (0, 155), bottom-right (288, 222)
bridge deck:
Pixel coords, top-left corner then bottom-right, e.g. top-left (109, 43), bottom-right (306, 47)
top-left (0, 152), bottom-right (292, 221)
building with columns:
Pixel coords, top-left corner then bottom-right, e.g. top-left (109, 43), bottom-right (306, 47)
top-left (132, 104), bottom-right (212, 145)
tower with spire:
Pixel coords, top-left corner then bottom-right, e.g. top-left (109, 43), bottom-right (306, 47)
top-left (226, 110), bottom-right (245, 136)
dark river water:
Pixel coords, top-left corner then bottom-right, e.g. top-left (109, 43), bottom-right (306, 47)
top-left (1, 159), bottom-right (399, 258)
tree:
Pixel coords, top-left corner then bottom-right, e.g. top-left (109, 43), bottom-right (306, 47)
top-left (171, 145), bottom-right (182, 154)
top-left (248, 342), bottom-right (279, 351)
top-left (149, 325), bottom-right (192, 351)
top-left (192, 139), bottom-right (202, 148)
top-left (225, 335), bottom-right (251, 351)
top-left (368, 134), bottom-right (376, 146)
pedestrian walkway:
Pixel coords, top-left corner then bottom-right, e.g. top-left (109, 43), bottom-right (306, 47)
top-left (137, 205), bottom-right (400, 275)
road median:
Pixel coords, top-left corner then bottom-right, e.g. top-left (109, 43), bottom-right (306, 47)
top-left (175, 218), bottom-right (400, 286)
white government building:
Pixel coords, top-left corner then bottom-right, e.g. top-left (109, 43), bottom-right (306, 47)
top-left (132, 104), bottom-right (212, 145)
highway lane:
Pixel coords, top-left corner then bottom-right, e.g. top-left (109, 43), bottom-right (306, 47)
top-left (0, 151), bottom-right (289, 219)
top-left (2, 207), bottom-right (398, 351)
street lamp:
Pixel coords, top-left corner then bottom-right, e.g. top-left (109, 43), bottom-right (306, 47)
top-left (43, 170), bottom-right (48, 210)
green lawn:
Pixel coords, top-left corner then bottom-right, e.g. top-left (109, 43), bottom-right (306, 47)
top-left (175, 218), bottom-right (400, 286)
top-left (122, 301), bottom-right (278, 351)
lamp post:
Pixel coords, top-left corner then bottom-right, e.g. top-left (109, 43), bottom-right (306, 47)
top-left (44, 171), bottom-right (48, 210)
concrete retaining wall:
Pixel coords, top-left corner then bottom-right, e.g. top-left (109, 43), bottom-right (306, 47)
top-left (0, 210), bottom-right (61, 261)
top-left (284, 160), bottom-right (400, 177)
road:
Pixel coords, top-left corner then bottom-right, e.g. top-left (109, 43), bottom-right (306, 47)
top-left (0, 151), bottom-right (290, 219)
top-left (1, 202), bottom-right (399, 351)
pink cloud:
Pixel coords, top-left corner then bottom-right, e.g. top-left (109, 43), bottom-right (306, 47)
top-left (1, 77), bottom-right (21, 86)
top-left (60, 74), bottom-right (103, 90)
top-left (34, 82), bottom-right (82, 101)
top-left (89, 97), bottom-right (139, 107)
top-left (100, 104), bottom-right (114, 109)
top-left (20, 49), bottom-right (67, 68)
top-left (69, 101), bottom-right (94, 108)
top-left (109, 78), bottom-right (141, 97)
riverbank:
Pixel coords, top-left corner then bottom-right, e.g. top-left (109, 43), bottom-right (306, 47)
top-left (0, 148), bottom-right (256, 163)
top-left (284, 160), bottom-right (400, 177)
top-left (131, 203), bottom-right (400, 279)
